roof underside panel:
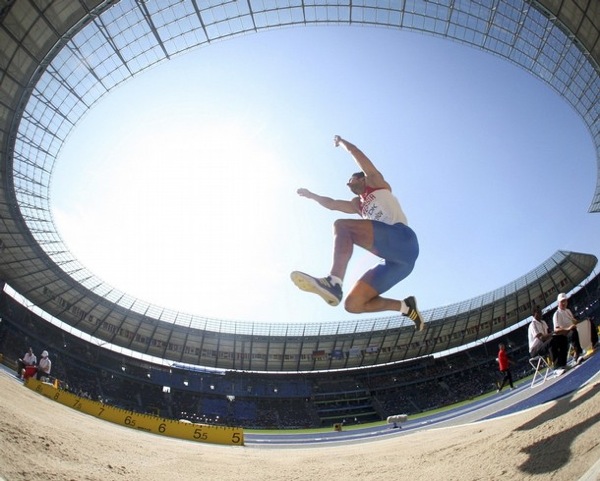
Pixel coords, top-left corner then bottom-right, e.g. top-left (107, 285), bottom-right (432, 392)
top-left (0, 0), bottom-right (598, 372)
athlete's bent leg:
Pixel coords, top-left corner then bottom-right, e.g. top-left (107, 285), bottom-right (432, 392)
top-left (344, 281), bottom-right (401, 314)
top-left (344, 260), bottom-right (424, 330)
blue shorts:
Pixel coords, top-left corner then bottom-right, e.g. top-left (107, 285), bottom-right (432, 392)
top-left (360, 221), bottom-right (419, 294)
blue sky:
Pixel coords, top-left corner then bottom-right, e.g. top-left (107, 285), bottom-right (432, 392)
top-left (51, 26), bottom-right (599, 324)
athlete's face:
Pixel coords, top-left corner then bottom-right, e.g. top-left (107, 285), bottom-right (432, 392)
top-left (347, 175), bottom-right (365, 195)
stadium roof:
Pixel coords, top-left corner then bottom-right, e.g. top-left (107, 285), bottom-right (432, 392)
top-left (0, 0), bottom-right (598, 371)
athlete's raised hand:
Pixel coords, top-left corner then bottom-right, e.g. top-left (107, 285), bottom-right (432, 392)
top-left (296, 188), bottom-right (313, 198)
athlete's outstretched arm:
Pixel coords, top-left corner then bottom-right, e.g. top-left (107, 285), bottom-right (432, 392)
top-left (296, 188), bottom-right (358, 214)
top-left (334, 135), bottom-right (390, 190)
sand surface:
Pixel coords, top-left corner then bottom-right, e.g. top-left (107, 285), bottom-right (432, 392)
top-left (1, 372), bottom-right (599, 481)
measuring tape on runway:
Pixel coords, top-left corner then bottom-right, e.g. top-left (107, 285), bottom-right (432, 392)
top-left (25, 378), bottom-right (244, 446)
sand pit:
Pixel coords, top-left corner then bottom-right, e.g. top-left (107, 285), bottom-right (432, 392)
top-left (1, 372), bottom-right (599, 481)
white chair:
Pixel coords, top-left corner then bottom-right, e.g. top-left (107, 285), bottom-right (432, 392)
top-left (576, 319), bottom-right (593, 353)
top-left (529, 355), bottom-right (553, 388)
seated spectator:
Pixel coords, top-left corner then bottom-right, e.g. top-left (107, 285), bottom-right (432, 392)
top-left (553, 293), bottom-right (584, 368)
top-left (17, 347), bottom-right (37, 379)
top-left (36, 350), bottom-right (51, 381)
top-left (528, 306), bottom-right (558, 365)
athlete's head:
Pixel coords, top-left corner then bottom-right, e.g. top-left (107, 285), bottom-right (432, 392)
top-left (347, 171), bottom-right (366, 195)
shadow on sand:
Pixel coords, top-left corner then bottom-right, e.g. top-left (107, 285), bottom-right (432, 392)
top-left (515, 381), bottom-right (600, 475)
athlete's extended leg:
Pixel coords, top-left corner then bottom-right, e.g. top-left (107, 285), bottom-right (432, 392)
top-left (329, 219), bottom-right (374, 280)
top-left (291, 219), bottom-right (374, 306)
